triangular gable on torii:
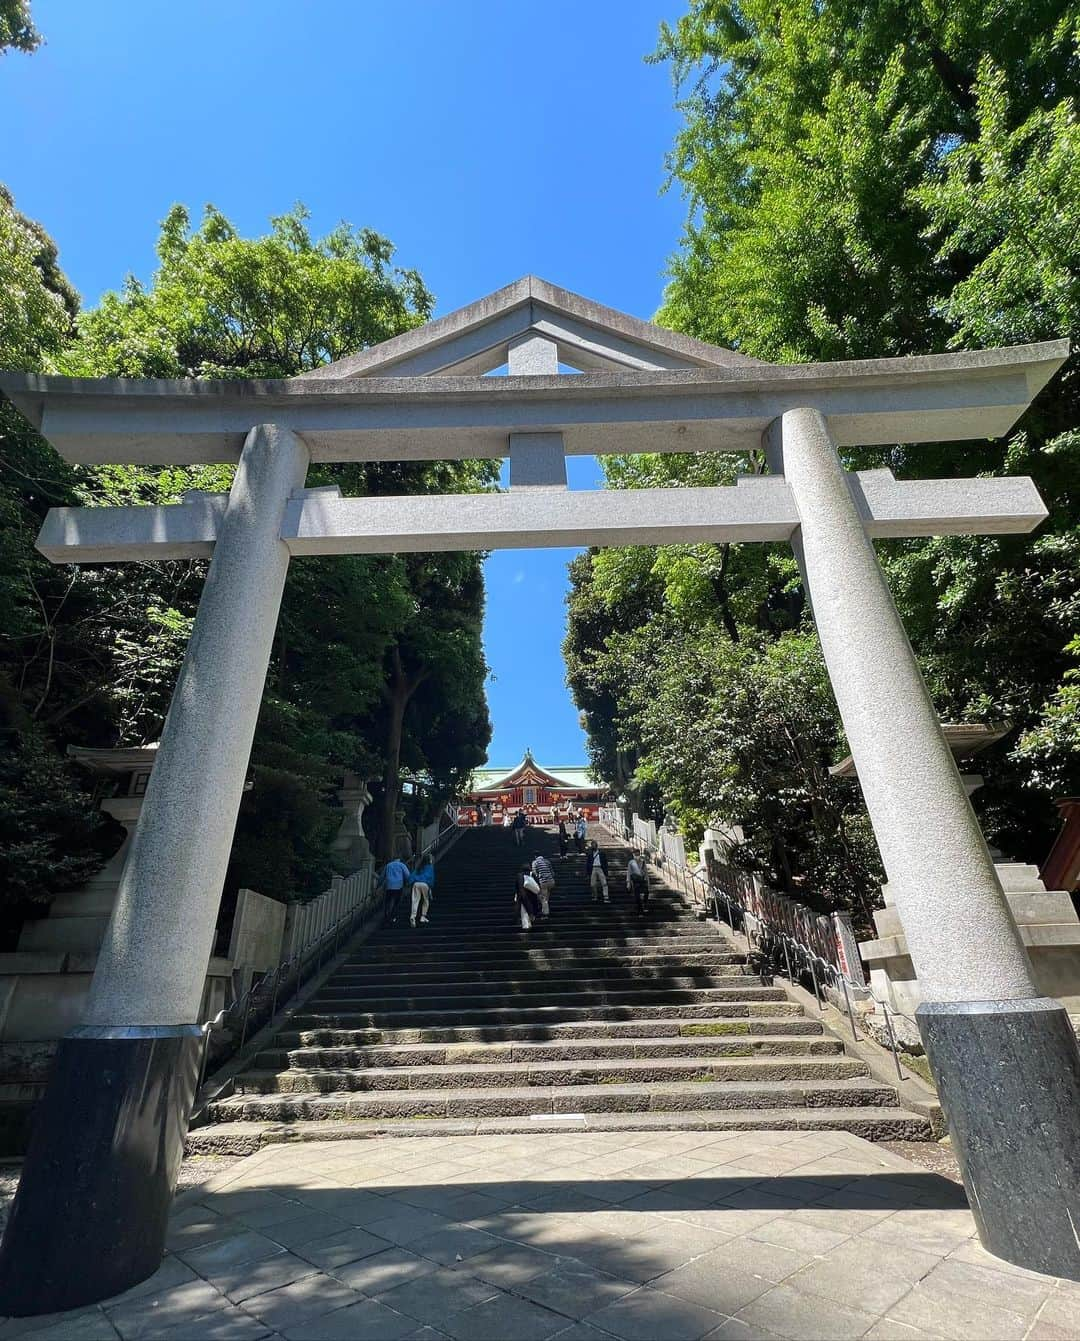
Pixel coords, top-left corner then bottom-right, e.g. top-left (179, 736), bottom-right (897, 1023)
top-left (297, 275), bottom-right (762, 381)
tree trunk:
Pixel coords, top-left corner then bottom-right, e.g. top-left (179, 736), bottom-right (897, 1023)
top-left (377, 681), bottom-right (408, 864)
top-left (711, 544), bottom-right (740, 644)
top-left (375, 646), bottom-right (429, 863)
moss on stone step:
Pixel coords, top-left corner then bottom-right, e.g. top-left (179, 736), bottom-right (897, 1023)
top-left (680, 1022), bottom-right (750, 1036)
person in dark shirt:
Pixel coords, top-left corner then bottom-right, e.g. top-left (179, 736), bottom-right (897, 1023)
top-left (627, 852), bottom-right (650, 914)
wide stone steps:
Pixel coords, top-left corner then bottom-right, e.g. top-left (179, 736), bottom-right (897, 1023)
top-left (317, 962), bottom-right (756, 985)
top-left (301, 986), bottom-right (790, 1015)
top-left (275, 1014), bottom-right (827, 1048)
top-left (237, 1054), bottom-right (869, 1094)
top-left (362, 927), bottom-right (724, 949)
top-left (361, 930), bottom-right (722, 952)
top-left (188, 1106), bottom-right (930, 1154)
top-left (191, 825), bottom-right (932, 1150)
top-left (310, 973), bottom-right (760, 1003)
top-left (372, 910), bottom-right (685, 930)
top-left (326, 959), bottom-right (749, 986)
top-left (211, 1076), bottom-right (900, 1123)
top-left (257, 1032), bottom-right (843, 1070)
top-left (285, 998), bottom-right (802, 1032)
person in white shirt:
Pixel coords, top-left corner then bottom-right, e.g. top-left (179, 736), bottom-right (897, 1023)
top-left (587, 842), bottom-right (609, 904)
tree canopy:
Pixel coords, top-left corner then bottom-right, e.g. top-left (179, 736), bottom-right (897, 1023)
top-left (1, 197), bottom-right (493, 917)
top-left (0, 0), bottom-right (40, 55)
top-left (566, 1), bottom-right (1080, 924)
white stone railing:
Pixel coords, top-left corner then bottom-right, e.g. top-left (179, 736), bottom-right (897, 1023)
top-left (280, 860), bottom-right (377, 962)
top-left (633, 815), bottom-right (658, 850)
top-left (601, 807), bottom-right (688, 879)
top-left (598, 804), bottom-right (629, 838)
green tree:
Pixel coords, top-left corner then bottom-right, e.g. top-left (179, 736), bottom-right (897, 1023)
top-left (4, 201), bottom-right (493, 906)
top-left (0, 186), bottom-right (110, 911)
top-left (349, 546), bottom-right (492, 863)
top-left (565, 539), bottom-right (880, 924)
top-left (0, 0), bottom-right (39, 55)
top-left (567, 2), bottom-right (1080, 920)
top-left (65, 203), bottom-right (431, 380)
top-left (64, 203), bottom-right (495, 898)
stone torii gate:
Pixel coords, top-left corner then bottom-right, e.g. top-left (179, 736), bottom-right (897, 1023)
top-left (1, 276), bottom-right (1077, 1311)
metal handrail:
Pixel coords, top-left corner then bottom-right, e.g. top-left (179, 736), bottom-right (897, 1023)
top-left (416, 803), bottom-right (465, 867)
top-left (598, 808), bottom-right (929, 1083)
top-left (703, 879), bottom-right (924, 1083)
top-left (598, 809), bottom-right (874, 1036)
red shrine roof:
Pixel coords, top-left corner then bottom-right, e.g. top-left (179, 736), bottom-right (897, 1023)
top-left (467, 751), bottom-right (603, 794)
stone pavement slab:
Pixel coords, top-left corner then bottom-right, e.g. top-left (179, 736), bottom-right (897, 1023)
top-left (3, 1129), bottom-right (1080, 1339)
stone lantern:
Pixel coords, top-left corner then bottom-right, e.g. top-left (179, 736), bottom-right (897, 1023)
top-left (329, 771), bottom-right (373, 869)
top-left (18, 744), bottom-right (159, 954)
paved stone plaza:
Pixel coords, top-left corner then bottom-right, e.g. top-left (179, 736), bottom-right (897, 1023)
top-left (3, 1130), bottom-right (1078, 1340)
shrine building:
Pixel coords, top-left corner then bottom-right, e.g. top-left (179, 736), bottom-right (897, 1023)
top-left (460, 750), bottom-right (606, 824)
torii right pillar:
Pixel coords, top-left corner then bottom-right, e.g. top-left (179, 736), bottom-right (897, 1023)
top-left (770, 407), bottom-right (1080, 1279)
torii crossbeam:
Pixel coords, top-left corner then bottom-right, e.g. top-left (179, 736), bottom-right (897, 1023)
top-left (0, 277), bottom-right (1076, 1312)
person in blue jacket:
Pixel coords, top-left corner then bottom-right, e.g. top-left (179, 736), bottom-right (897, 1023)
top-left (410, 857), bottom-right (435, 927)
top-left (380, 855), bottom-right (412, 925)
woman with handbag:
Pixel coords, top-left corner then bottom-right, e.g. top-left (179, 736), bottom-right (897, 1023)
top-left (515, 865), bottom-right (542, 930)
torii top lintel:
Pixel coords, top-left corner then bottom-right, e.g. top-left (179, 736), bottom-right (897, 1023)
top-left (0, 274), bottom-right (1067, 468)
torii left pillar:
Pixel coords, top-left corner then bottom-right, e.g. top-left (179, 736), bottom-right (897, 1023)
top-left (0, 424), bottom-right (309, 1314)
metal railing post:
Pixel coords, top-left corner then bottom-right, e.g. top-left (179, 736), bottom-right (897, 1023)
top-left (238, 990), bottom-right (253, 1049)
top-left (839, 973), bottom-right (859, 1041)
top-left (197, 1025), bottom-right (213, 1095)
top-left (881, 1000), bottom-right (905, 1082)
top-left (808, 957), bottom-right (822, 1012)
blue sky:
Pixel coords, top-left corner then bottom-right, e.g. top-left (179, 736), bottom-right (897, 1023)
top-left (1, 0), bottom-right (687, 766)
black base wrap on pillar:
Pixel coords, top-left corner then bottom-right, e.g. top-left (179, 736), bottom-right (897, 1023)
top-left (919, 997), bottom-right (1080, 1281)
top-left (0, 1026), bottom-right (202, 1315)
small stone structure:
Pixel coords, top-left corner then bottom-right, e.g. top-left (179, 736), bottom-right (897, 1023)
top-left (329, 772), bottom-right (373, 868)
top-left (0, 744), bottom-right (233, 1152)
top-left (850, 727), bottom-right (1080, 1017)
top-left (861, 864), bottom-right (1080, 1016)
top-left (227, 889), bottom-right (286, 1000)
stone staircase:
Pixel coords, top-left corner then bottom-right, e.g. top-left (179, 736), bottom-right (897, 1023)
top-left (189, 826), bottom-right (931, 1153)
